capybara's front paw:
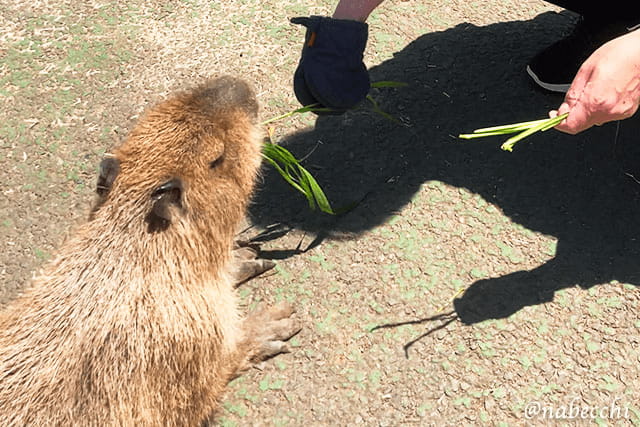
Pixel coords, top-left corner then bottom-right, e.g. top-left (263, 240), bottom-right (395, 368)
top-left (243, 302), bottom-right (301, 365)
top-left (231, 240), bottom-right (276, 286)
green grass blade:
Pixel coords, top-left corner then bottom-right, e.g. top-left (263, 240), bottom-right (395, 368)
top-left (298, 167), bottom-right (334, 214)
top-left (260, 82), bottom-right (407, 127)
top-left (261, 81), bottom-right (407, 126)
top-left (270, 143), bottom-right (299, 164)
top-left (262, 157), bottom-right (307, 196)
top-left (366, 95), bottom-right (400, 123)
top-left (296, 168), bottom-right (317, 210)
top-left (260, 104), bottom-right (334, 125)
top-left (500, 113), bottom-right (568, 152)
top-left (261, 151), bottom-right (307, 195)
top-left (459, 130), bottom-right (523, 139)
top-left (460, 113), bottom-right (570, 151)
top-left (473, 118), bottom-right (549, 134)
top-left (370, 81), bottom-right (409, 88)
top-left (540, 112), bottom-right (569, 131)
top-left (260, 83), bottom-right (409, 214)
top-left (263, 142), bottom-right (340, 214)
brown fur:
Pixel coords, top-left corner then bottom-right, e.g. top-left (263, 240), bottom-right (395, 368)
top-left (0, 77), bottom-right (290, 425)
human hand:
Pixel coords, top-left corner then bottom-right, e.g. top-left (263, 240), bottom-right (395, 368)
top-left (291, 16), bottom-right (370, 114)
top-left (550, 29), bottom-right (640, 134)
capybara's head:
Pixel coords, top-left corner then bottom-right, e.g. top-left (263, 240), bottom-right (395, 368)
top-left (92, 76), bottom-right (262, 238)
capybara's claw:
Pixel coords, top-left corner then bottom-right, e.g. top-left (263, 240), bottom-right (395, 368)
top-left (244, 302), bottom-right (301, 364)
top-left (231, 242), bottom-right (276, 286)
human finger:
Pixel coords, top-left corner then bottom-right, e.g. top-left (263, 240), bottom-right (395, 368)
top-left (562, 58), bottom-right (595, 109)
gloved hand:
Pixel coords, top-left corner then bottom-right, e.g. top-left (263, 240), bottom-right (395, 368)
top-left (291, 16), bottom-right (370, 114)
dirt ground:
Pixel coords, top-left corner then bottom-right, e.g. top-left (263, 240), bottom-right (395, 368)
top-left (1, 0), bottom-right (639, 425)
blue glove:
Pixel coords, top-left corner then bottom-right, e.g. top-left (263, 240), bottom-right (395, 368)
top-left (291, 16), bottom-right (370, 114)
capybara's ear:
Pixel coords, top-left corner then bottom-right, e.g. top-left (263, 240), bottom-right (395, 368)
top-left (146, 178), bottom-right (183, 233)
top-left (96, 156), bottom-right (120, 197)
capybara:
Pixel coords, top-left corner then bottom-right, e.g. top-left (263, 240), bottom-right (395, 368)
top-left (0, 76), bottom-right (300, 425)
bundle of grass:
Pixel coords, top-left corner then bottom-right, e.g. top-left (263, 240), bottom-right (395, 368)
top-left (262, 133), bottom-right (336, 215)
top-left (459, 113), bottom-right (569, 152)
top-left (261, 81), bottom-right (407, 214)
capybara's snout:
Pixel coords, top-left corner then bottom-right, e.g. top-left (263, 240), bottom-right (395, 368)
top-left (193, 76), bottom-right (258, 119)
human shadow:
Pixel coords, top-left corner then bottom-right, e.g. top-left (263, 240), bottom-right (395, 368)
top-left (249, 11), bottom-right (640, 325)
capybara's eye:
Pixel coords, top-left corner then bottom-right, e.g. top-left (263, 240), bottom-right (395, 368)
top-left (151, 178), bottom-right (182, 205)
top-left (209, 156), bottom-right (224, 169)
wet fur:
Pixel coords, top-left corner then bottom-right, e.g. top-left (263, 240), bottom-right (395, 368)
top-left (0, 77), bottom-right (267, 425)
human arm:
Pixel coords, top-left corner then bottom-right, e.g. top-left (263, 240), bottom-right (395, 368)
top-left (333, 0), bottom-right (385, 22)
top-left (551, 29), bottom-right (640, 134)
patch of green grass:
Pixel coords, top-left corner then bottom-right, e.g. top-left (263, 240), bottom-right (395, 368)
top-left (265, 23), bottom-right (287, 40)
top-left (597, 296), bottom-right (622, 308)
top-left (346, 369), bottom-right (366, 389)
top-left (368, 370), bottom-right (382, 387)
top-left (259, 376), bottom-right (285, 392)
top-left (584, 335), bottom-right (600, 353)
top-left (272, 417), bottom-right (290, 427)
top-left (519, 356), bottom-right (532, 370)
top-left (222, 401), bottom-right (248, 417)
top-left (315, 311), bottom-right (336, 334)
top-left (587, 302), bottom-right (603, 317)
top-left (274, 264), bottom-right (291, 281)
top-left (469, 268), bottom-right (485, 279)
top-left (628, 406), bottom-right (640, 426)
top-left (217, 417), bottom-right (237, 427)
top-left (33, 248), bottom-right (50, 261)
top-left (368, 300), bottom-right (385, 314)
top-left (537, 320), bottom-right (549, 334)
top-left (599, 375), bottom-right (620, 392)
top-left (416, 402), bottom-right (432, 417)
top-left (401, 289), bottom-right (416, 301)
top-left (308, 252), bottom-right (333, 270)
top-left (238, 287), bottom-right (252, 299)
top-left (496, 241), bottom-right (523, 264)
top-left (485, 205), bottom-right (498, 214)
top-left (528, 383), bottom-right (559, 398)
top-left (235, 384), bottom-right (259, 403)
top-left (468, 390), bottom-right (486, 398)
top-left (532, 348), bottom-right (547, 364)
top-left (453, 396), bottom-right (472, 408)
top-left (555, 290), bottom-right (570, 308)
top-left (470, 234), bottom-right (482, 243)
top-left (288, 336), bottom-right (300, 348)
top-left (492, 388), bottom-right (506, 399)
top-left (471, 365), bottom-right (485, 376)
top-left (478, 342), bottom-right (495, 358)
